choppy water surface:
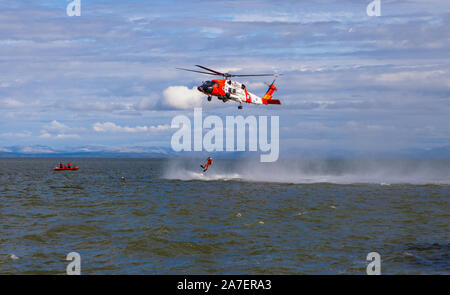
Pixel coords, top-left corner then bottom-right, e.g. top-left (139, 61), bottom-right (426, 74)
top-left (0, 158), bottom-right (448, 274)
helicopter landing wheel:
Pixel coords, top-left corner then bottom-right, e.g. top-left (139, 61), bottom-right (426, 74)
top-left (238, 105), bottom-right (243, 110)
top-left (207, 96), bottom-right (212, 101)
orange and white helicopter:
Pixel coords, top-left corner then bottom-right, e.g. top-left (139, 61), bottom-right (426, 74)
top-left (177, 65), bottom-right (281, 109)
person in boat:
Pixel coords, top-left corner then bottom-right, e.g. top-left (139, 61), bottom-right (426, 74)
top-left (67, 162), bottom-right (71, 169)
top-left (59, 162), bottom-right (63, 168)
top-left (201, 157), bottom-right (213, 172)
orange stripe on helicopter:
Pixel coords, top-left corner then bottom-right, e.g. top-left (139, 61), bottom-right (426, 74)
top-left (261, 84), bottom-right (280, 104)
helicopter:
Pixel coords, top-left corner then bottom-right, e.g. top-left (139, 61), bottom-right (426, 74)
top-left (177, 65), bottom-right (282, 109)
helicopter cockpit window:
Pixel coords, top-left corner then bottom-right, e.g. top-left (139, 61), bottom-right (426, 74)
top-left (203, 81), bottom-right (215, 87)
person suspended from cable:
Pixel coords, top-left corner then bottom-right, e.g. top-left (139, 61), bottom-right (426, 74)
top-left (200, 157), bottom-right (213, 172)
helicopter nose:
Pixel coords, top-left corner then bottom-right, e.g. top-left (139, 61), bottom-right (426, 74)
top-left (197, 86), bottom-right (203, 92)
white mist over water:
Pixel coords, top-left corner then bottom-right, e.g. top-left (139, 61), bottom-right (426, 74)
top-left (162, 158), bottom-right (450, 184)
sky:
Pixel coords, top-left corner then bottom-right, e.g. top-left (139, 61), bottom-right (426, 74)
top-left (0, 0), bottom-right (449, 157)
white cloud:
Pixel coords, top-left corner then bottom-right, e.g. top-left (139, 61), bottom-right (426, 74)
top-left (39, 120), bottom-right (82, 139)
top-left (20, 146), bottom-right (55, 154)
top-left (66, 102), bottom-right (132, 112)
top-left (92, 122), bottom-right (170, 133)
top-left (0, 131), bottom-right (32, 138)
top-left (376, 70), bottom-right (449, 85)
top-left (134, 97), bottom-right (157, 110)
top-left (55, 133), bottom-right (80, 139)
top-left (0, 147), bottom-right (12, 152)
top-left (201, 27), bottom-right (224, 36)
top-left (0, 98), bottom-right (25, 108)
top-left (229, 11), bottom-right (355, 23)
top-left (161, 86), bottom-right (204, 109)
top-left (45, 120), bottom-right (70, 132)
top-left (242, 81), bottom-right (267, 90)
top-left (39, 131), bottom-right (52, 138)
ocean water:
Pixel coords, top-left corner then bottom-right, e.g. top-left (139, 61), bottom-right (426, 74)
top-left (0, 158), bottom-right (448, 274)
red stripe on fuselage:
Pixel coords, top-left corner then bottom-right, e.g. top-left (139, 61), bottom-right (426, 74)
top-left (212, 79), bottom-right (226, 96)
top-left (244, 89), bottom-right (251, 103)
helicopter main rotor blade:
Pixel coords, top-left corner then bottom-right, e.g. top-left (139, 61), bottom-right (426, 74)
top-left (195, 65), bottom-right (226, 76)
top-left (176, 68), bottom-right (218, 75)
top-left (180, 65), bottom-right (283, 78)
top-left (235, 73), bottom-right (283, 77)
top-left (230, 74), bottom-right (278, 77)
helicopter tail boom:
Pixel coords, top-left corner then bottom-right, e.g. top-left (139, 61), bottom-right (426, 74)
top-left (263, 98), bottom-right (281, 105)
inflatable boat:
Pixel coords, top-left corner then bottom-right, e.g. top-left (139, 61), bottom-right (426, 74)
top-left (54, 167), bottom-right (79, 171)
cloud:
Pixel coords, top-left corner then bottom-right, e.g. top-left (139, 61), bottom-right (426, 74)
top-left (39, 120), bottom-right (81, 139)
top-left (64, 102), bottom-right (132, 112)
top-left (55, 133), bottom-right (80, 139)
top-left (0, 147), bottom-right (12, 152)
top-left (0, 98), bottom-right (25, 108)
top-left (39, 131), bottom-right (80, 139)
top-left (134, 97), bottom-right (158, 111)
top-left (39, 131), bottom-right (52, 138)
top-left (92, 122), bottom-right (170, 133)
top-left (0, 131), bottom-right (32, 138)
top-left (161, 86), bottom-right (204, 109)
top-left (44, 120), bottom-right (70, 132)
top-left (20, 146), bottom-right (54, 154)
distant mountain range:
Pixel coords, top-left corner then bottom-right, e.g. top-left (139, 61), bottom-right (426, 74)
top-left (0, 145), bottom-right (449, 158)
top-left (0, 145), bottom-right (174, 158)
top-left (0, 145), bottom-right (252, 158)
